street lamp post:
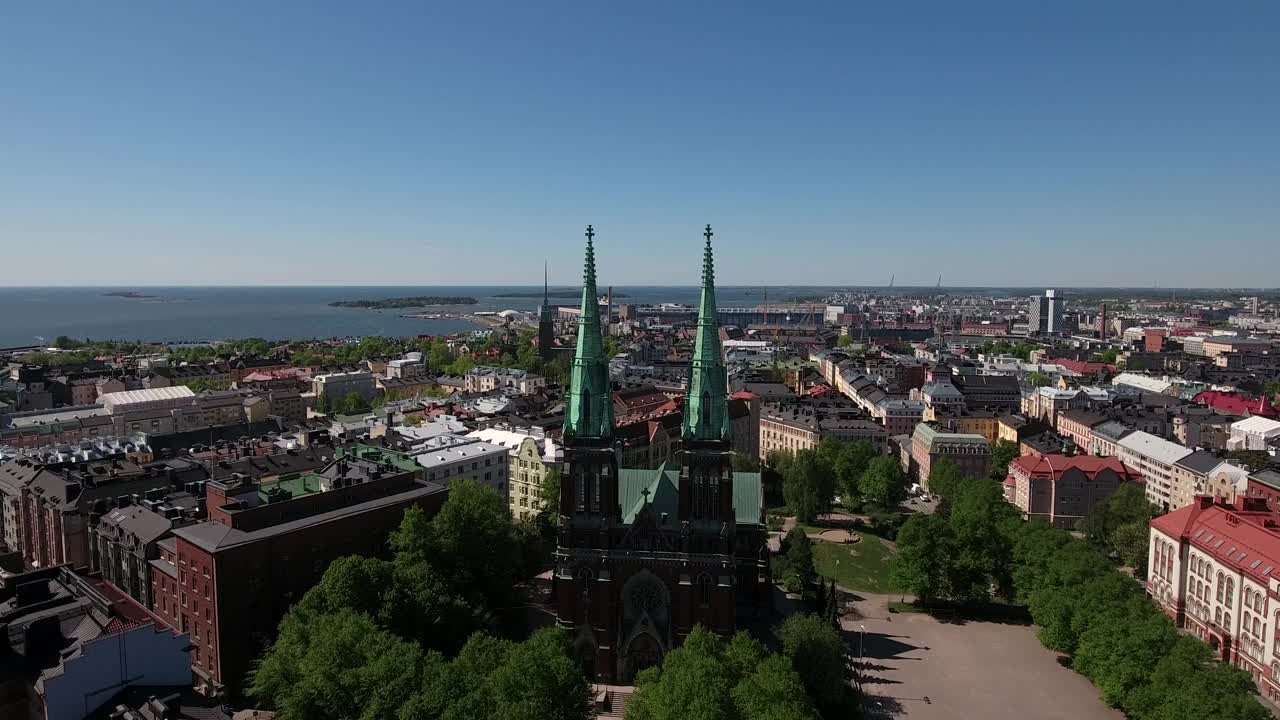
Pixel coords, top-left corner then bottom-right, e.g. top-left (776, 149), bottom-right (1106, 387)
top-left (859, 624), bottom-right (866, 668)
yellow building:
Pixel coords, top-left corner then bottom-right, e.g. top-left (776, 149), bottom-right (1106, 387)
top-left (467, 425), bottom-right (561, 520)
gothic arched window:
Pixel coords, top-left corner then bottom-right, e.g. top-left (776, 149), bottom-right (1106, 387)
top-left (696, 573), bottom-right (713, 608)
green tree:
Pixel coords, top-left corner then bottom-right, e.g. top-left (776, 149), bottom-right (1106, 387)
top-left (337, 391), bottom-right (371, 415)
top-left (835, 335), bottom-right (854, 348)
top-left (782, 451), bottom-right (830, 523)
top-left (989, 440), bottom-right (1020, 481)
top-left (626, 626), bottom-right (816, 720)
top-left (391, 480), bottom-right (523, 607)
top-left (1127, 636), bottom-right (1270, 720)
top-left (185, 377), bottom-right (230, 394)
top-left (926, 459), bottom-right (967, 504)
top-left (604, 336), bottom-right (621, 358)
top-left (783, 527), bottom-right (814, 581)
top-left (536, 468), bottom-right (562, 532)
top-left (1081, 482), bottom-right (1158, 574)
top-left (947, 478), bottom-right (1016, 600)
top-left (817, 438), bottom-right (875, 507)
top-left (1266, 380), bottom-right (1280, 399)
top-left (1110, 522), bottom-right (1151, 572)
top-left (859, 456), bottom-right (908, 508)
top-left (776, 614), bottom-right (847, 710)
top-left (249, 609), bottom-right (426, 720)
top-left (889, 514), bottom-right (952, 602)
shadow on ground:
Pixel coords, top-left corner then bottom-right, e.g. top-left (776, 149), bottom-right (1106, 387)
top-left (861, 694), bottom-right (910, 720)
top-left (893, 601), bottom-right (1033, 627)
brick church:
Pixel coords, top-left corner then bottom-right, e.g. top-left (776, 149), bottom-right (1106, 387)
top-left (553, 225), bottom-right (768, 682)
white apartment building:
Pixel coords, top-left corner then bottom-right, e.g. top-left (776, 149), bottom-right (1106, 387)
top-left (1118, 430), bottom-right (1193, 511)
top-left (313, 370), bottom-right (377, 402)
top-left (1229, 417), bottom-right (1280, 452)
top-left (411, 437), bottom-right (510, 504)
top-left (467, 425), bottom-right (562, 520)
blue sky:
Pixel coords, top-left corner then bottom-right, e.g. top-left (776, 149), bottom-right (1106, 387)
top-left (2, 2), bottom-right (1277, 287)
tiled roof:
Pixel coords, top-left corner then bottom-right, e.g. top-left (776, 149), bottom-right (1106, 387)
top-left (1008, 454), bottom-right (1138, 483)
top-left (1194, 391), bottom-right (1277, 418)
top-left (1152, 499), bottom-right (1280, 585)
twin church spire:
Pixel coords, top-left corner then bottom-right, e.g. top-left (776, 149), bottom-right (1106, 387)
top-left (563, 225), bottom-right (615, 440)
top-left (562, 225), bottom-right (729, 443)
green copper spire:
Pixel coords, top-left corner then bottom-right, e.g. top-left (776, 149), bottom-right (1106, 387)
top-left (683, 224), bottom-right (730, 442)
top-left (563, 225), bottom-right (615, 440)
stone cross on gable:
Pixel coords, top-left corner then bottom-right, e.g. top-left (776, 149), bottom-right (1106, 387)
top-left (585, 224), bottom-right (595, 242)
top-left (704, 224), bottom-right (713, 243)
top-left (641, 486), bottom-right (651, 504)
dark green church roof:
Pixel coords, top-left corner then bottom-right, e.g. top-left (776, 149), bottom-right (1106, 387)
top-left (618, 465), bottom-right (763, 526)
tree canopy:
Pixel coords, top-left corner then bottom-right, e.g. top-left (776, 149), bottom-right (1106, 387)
top-left (989, 440), bottom-right (1020, 481)
top-left (893, 471), bottom-right (1270, 720)
top-left (782, 451), bottom-right (830, 524)
top-left (776, 614), bottom-right (847, 709)
top-left (626, 626), bottom-right (818, 720)
top-left (250, 480), bottom-right (566, 719)
top-left (858, 455), bottom-right (908, 508)
top-left (1080, 482), bottom-right (1159, 575)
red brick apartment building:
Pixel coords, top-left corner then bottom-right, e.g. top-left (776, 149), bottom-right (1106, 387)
top-left (148, 446), bottom-right (447, 697)
top-left (1003, 454), bottom-right (1138, 528)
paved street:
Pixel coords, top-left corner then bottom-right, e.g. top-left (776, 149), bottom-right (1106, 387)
top-left (844, 594), bottom-right (1124, 720)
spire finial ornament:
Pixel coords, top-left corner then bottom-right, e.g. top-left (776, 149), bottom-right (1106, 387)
top-left (683, 224), bottom-right (730, 442)
top-left (564, 225), bottom-right (613, 440)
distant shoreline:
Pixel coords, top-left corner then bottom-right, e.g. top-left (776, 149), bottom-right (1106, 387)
top-left (330, 296), bottom-right (479, 309)
top-left (103, 291), bottom-right (157, 299)
top-left (494, 289), bottom-right (630, 298)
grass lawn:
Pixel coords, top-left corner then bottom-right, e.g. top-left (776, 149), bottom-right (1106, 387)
top-left (805, 528), bottom-right (898, 594)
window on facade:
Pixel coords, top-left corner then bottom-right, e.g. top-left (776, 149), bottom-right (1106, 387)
top-left (697, 573), bottom-right (713, 607)
top-left (1225, 613), bottom-right (1232, 631)
top-left (1217, 573), bottom-right (1226, 602)
top-left (1216, 608), bottom-right (1223, 625)
top-left (1226, 579), bottom-right (1235, 606)
top-left (1255, 618), bottom-right (1262, 637)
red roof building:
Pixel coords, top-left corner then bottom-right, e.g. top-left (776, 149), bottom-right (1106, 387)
top-left (1148, 495), bottom-right (1280, 701)
top-left (1193, 390), bottom-right (1277, 418)
top-left (1050, 358), bottom-right (1115, 377)
top-left (1004, 454), bottom-right (1138, 528)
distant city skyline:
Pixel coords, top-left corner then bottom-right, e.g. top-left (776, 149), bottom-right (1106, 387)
top-left (2, 3), bottom-right (1277, 287)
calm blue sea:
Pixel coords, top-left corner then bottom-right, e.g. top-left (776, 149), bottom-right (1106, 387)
top-left (0, 286), bottom-right (836, 346)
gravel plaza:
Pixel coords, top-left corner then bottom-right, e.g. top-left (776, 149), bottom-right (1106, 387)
top-left (846, 594), bottom-right (1125, 720)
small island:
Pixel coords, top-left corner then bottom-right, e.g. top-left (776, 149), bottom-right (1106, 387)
top-left (330, 296), bottom-right (479, 309)
top-left (494, 289), bottom-right (628, 298)
top-left (103, 291), bottom-right (157, 299)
